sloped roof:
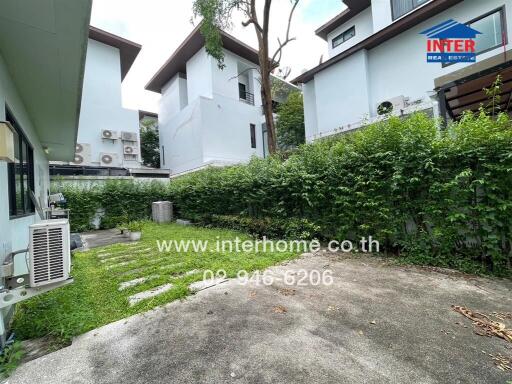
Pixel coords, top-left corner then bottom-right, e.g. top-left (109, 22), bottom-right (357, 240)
top-left (315, 0), bottom-right (371, 41)
top-left (89, 26), bottom-right (142, 81)
top-left (145, 24), bottom-right (261, 93)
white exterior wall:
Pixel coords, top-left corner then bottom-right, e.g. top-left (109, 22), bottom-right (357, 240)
top-left (305, 0), bottom-right (512, 141)
top-left (371, 0), bottom-right (394, 33)
top-left (159, 48), bottom-right (264, 176)
top-left (327, 7), bottom-right (374, 58)
top-left (76, 39), bottom-right (141, 168)
top-left (187, 48), bottom-right (214, 103)
top-left (0, 53), bottom-right (49, 275)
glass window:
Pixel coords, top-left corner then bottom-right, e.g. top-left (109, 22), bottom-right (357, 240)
top-left (250, 124), bottom-right (257, 149)
top-left (6, 107), bottom-right (35, 218)
top-left (391, 0), bottom-right (429, 20)
top-left (332, 26), bottom-right (356, 49)
top-left (469, 9), bottom-right (504, 54)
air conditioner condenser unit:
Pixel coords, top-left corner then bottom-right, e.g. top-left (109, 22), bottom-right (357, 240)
top-left (29, 220), bottom-right (71, 288)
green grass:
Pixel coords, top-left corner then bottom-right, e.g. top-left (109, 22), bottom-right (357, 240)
top-left (12, 223), bottom-right (298, 345)
top-left (0, 341), bottom-right (24, 379)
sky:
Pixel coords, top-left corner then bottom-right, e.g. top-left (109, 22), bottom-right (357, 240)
top-left (90, 0), bottom-right (345, 113)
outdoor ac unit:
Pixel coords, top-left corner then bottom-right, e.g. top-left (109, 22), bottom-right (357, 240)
top-left (100, 153), bottom-right (118, 166)
top-left (123, 145), bottom-right (139, 155)
top-left (102, 129), bottom-right (118, 140)
top-left (121, 131), bottom-right (138, 142)
top-left (377, 96), bottom-right (408, 115)
top-left (71, 143), bottom-right (91, 165)
top-left (29, 220), bottom-right (71, 288)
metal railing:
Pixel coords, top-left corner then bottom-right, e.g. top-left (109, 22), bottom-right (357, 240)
top-left (240, 91), bottom-right (255, 106)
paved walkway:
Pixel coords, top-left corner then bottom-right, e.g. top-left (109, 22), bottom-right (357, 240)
top-left (9, 254), bottom-right (512, 384)
top-left (80, 229), bottom-right (131, 250)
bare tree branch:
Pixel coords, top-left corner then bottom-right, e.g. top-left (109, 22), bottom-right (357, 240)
top-left (270, 0), bottom-right (299, 69)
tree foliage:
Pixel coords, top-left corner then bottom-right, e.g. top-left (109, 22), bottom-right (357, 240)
top-left (140, 119), bottom-right (160, 168)
top-left (276, 90), bottom-right (305, 148)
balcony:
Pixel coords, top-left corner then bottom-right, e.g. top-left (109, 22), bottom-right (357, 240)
top-left (239, 91), bottom-right (255, 106)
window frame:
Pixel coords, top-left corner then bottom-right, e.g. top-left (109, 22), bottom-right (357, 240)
top-left (391, 0), bottom-right (430, 21)
top-left (250, 124), bottom-right (257, 149)
top-left (442, 6), bottom-right (507, 68)
top-left (6, 106), bottom-right (35, 219)
top-left (466, 6), bottom-right (508, 57)
top-left (332, 26), bottom-right (356, 49)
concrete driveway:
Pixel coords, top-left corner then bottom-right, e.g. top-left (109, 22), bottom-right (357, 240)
top-left (9, 253), bottom-right (512, 384)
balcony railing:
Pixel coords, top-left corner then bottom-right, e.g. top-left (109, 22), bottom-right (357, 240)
top-left (240, 91), bottom-right (255, 106)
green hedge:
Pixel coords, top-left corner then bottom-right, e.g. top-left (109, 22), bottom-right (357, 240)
top-left (56, 112), bottom-right (512, 274)
top-left (55, 181), bottom-right (171, 232)
top-left (170, 112), bottom-right (512, 275)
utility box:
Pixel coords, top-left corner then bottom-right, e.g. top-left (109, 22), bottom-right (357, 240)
top-left (152, 201), bottom-right (173, 224)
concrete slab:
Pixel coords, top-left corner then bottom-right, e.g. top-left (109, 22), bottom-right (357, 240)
top-left (127, 284), bottom-right (174, 306)
top-left (189, 277), bottom-right (228, 292)
top-left (118, 276), bottom-right (160, 291)
top-left (9, 254), bottom-right (512, 384)
top-left (80, 229), bottom-right (131, 250)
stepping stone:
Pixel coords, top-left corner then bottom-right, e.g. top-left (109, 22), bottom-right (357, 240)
top-left (117, 268), bottom-right (147, 277)
top-left (105, 260), bottom-right (136, 270)
top-left (176, 219), bottom-right (192, 226)
top-left (172, 269), bottom-right (201, 279)
top-left (118, 275), bottom-right (160, 291)
top-left (159, 262), bottom-right (185, 271)
top-left (128, 284), bottom-right (174, 306)
top-left (189, 278), bottom-right (228, 292)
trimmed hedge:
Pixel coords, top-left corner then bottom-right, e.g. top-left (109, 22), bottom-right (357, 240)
top-left (169, 112), bottom-right (512, 275)
top-left (56, 111), bottom-right (512, 274)
top-left (56, 181), bottom-right (171, 233)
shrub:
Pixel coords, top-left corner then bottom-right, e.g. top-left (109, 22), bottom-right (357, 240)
top-left (170, 112), bottom-right (512, 275)
top-left (54, 180), bottom-right (171, 232)
top-left (57, 111), bottom-right (512, 274)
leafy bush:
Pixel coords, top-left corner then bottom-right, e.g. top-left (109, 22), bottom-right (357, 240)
top-left (194, 215), bottom-right (321, 240)
top-left (57, 111), bottom-right (512, 274)
top-left (55, 180), bottom-right (171, 232)
top-left (170, 112), bottom-right (512, 275)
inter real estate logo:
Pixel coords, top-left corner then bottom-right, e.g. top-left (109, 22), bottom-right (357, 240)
top-left (420, 19), bottom-right (482, 63)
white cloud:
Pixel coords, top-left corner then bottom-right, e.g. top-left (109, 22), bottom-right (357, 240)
top-left (90, 0), bottom-right (342, 112)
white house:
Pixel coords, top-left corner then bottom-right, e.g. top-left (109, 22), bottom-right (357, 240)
top-left (0, 0), bottom-right (91, 345)
top-left (294, 0), bottom-right (512, 142)
top-left (52, 27), bottom-right (144, 176)
top-left (146, 26), bottom-right (270, 176)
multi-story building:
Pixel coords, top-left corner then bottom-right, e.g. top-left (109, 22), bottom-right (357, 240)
top-left (146, 25), bottom-right (277, 176)
top-left (294, 0), bottom-right (512, 142)
top-left (52, 27), bottom-right (145, 176)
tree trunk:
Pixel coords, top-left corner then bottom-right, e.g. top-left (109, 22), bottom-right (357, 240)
top-left (261, 69), bottom-right (276, 154)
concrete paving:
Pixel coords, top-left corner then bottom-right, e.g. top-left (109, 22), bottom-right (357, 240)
top-left (80, 229), bottom-right (132, 250)
top-left (9, 253), bottom-right (512, 384)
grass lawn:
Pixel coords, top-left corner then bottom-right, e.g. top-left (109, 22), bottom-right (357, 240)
top-left (12, 223), bottom-right (299, 346)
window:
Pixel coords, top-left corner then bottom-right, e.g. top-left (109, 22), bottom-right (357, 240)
top-left (239, 83), bottom-right (247, 100)
top-left (332, 26), bottom-right (356, 49)
top-left (250, 124), bottom-right (257, 148)
top-left (469, 8), bottom-right (506, 55)
top-left (6, 107), bottom-right (35, 218)
top-left (391, 0), bottom-right (429, 20)
top-left (442, 8), bottom-right (507, 67)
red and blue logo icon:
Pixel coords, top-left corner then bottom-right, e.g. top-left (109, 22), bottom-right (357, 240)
top-left (421, 19), bottom-right (481, 63)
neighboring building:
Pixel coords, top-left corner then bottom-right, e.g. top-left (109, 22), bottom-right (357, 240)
top-left (294, 0), bottom-right (512, 142)
top-left (0, 0), bottom-right (91, 345)
top-left (145, 25), bottom-right (270, 176)
top-left (51, 27), bottom-right (144, 176)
